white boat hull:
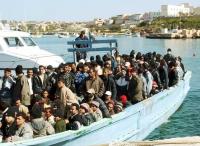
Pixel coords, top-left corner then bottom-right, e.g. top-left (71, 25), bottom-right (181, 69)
top-left (4, 71), bottom-right (191, 146)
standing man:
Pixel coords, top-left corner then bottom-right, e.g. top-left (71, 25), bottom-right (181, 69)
top-left (33, 65), bottom-right (48, 96)
top-left (82, 68), bottom-right (105, 99)
top-left (75, 31), bottom-right (89, 62)
top-left (13, 65), bottom-right (31, 107)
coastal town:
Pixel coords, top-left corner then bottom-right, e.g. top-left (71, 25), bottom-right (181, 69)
top-left (1, 3), bottom-right (200, 38)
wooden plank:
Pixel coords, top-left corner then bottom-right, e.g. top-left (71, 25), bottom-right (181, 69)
top-left (68, 47), bottom-right (116, 52)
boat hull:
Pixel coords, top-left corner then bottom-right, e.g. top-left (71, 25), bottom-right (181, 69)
top-left (6, 71), bottom-right (191, 146)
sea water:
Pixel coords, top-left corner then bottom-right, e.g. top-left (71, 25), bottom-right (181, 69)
top-left (33, 36), bottom-right (200, 140)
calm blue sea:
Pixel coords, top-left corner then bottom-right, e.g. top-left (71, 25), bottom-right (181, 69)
top-left (33, 36), bottom-right (200, 140)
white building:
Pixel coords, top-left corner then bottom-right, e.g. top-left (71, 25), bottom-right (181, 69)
top-left (161, 4), bottom-right (191, 17)
top-left (142, 12), bottom-right (161, 21)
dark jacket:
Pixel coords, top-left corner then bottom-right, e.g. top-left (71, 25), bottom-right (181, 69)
top-left (80, 113), bottom-right (95, 126)
top-left (66, 114), bottom-right (82, 130)
top-left (168, 68), bottom-right (179, 87)
top-left (158, 65), bottom-right (169, 89)
top-left (32, 74), bottom-right (48, 94)
top-left (102, 76), bottom-right (117, 101)
top-left (1, 122), bottom-right (17, 140)
top-left (128, 76), bottom-right (143, 104)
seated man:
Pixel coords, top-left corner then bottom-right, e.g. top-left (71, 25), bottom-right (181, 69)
top-left (8, 112), bottom-right (33, 142)
top-left (1, 107), bottom-right (19, 142)
top-left (90, 101), bottom-right (102, 122)
top-left (66, 103), bottom-right (82, 130)
top-left (30, 104), bottom-right (55, 138)
top-left (79, 103), bottom-right (95, 126)
top-left (54, 110), bottom-right (66, 133)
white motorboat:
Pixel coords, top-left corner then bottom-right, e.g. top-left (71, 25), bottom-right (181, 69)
top-left (0, 25), bottom-right (64, 68)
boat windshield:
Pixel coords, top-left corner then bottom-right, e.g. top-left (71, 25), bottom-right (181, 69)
top-left (4, 37), bottom-right (23, 47)
top-left (22, 37), bottom-right (36, 46)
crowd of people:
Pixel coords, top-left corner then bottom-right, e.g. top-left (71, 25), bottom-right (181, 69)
top-left (0, 48), bottom-right (185, 142)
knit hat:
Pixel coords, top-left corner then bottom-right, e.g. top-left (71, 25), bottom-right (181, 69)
top-left (90, 101), bottom-right (99, 108)
top-left (31, 104), bottom-right (42, 119)
top-left (115, 102), bottom-right (123, 111)
top-left (105, 91), bottom-right (112, 96)
top-left (120, 95), bottom-right (127, 106)
top-left (80, 103), bottom-right (90, 112)
top-left (5, 106), bottom-right (19, 117)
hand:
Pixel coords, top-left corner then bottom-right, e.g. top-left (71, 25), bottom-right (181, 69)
top-left (5, 136), bottom-right (12, 142)
top-left (65, 119), bottom-right (69, 124)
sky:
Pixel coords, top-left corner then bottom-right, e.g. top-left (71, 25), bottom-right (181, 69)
top-left (0, 0), bottom-right (199, 22)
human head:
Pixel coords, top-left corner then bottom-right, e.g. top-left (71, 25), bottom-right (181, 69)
top-left (42, 90), bottom-right (49, 98)
top-left (5, 107), bottom-right (19, 124)
top-left (27, 68), bottom-right (33, 78)
top-left (90, 101), bottom-right (99, 112)
top-left (80, 31), bottom-right (85, 38)
top-left (4, 68), bottom-right (11, 78)
top-left (15, 99), bottom-right (22, 107)
top-left (45, 107), bottom-right (53, 118)
top-left (167, 48), bottom-right (172, 54)
top-left (39, 65), bottom-right (45, 74)
top-left (15, 65), bottom-right (23, 75)
top-left (54, 109), bottom-right (64, 121)
top-left (57, 78), bottom-right (65, 88)
top-left (107, 102), bottom-right (114, 113)
top-left (88, 68), bottom-right (97, 79)
top-left (70, 103), bottom-right (79, 116)
top-left (16, 112), bottom-right (26, 127)
top-left (31, 104), bottom-right (42, 119)
top-left (63, 63), bottom-right (71, 73)
top-left (103, 68), bottom-right (110, 77)
top-left (104, 91), bottom-right (112, 102)
top-left (79, 103), bottom-right (90, 115)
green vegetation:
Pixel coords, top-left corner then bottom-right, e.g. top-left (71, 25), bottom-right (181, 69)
top-left (138, 16), bottom-right (200, 31)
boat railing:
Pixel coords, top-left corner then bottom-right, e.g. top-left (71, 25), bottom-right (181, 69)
top-left (67, 39), bottom-right (118, 63)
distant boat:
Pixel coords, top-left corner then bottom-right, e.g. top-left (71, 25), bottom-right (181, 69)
top-left (58, 34), bottom-right (69, 38)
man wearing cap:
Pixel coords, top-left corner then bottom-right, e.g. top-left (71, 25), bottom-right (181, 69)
top-left (82, 68), bottom-right (105, 99)
top-left (13, 65), bottom-right (31, 107)
top-left (90, 101), bottom-right (102, 121)
top-left (102, 68), bottom-right (117, 101)
top-left (83, 88), bottom-right (110, 118)
top-left (1, 107), bottom-right (19, 142)
top-left (79, 103), bottom-right (95, 126)
top-left (104, 91), bottom-right (114, 105)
